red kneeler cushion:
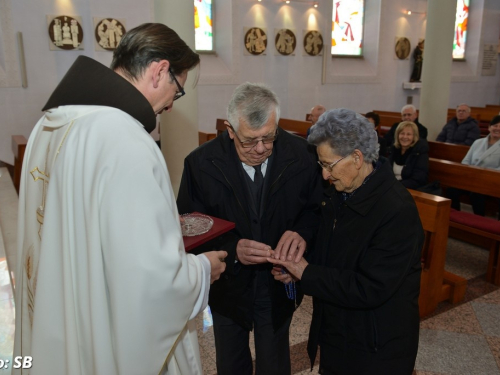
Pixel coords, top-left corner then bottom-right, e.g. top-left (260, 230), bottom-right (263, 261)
top-left (449, 208), bottom-right (500, 235)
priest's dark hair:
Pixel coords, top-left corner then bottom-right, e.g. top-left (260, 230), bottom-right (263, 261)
top-left (110, 23), bottom-right (200, 81)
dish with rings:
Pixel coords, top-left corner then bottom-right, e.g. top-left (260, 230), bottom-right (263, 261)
top-left (181, 213), bottom-right (214, 237)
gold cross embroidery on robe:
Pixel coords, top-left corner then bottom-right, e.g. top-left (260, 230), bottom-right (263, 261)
top-left (30, 166), bottom-right (49, 240)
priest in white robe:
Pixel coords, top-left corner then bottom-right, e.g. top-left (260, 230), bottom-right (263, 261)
top-left (13, 23), bottom-right (227, 375)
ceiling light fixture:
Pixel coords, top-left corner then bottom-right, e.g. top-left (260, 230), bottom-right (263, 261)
top-left (405, 10), bottom-right (426, 16)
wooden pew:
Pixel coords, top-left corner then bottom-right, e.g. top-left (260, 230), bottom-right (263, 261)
top-left (12, 135), bottom-right (27, 194)
top-left (409, 190), bottom-right (466, 317)
top-left (428, 141), bottom-right (469, 163)
top-left (428, 158), bottom-right (500, 284)
top-left (278, 118), bottom-right (310, 137)
top-left (470, 106), bottom-right (499, 123)
top-left (199, 132), bottom-right (216, 145)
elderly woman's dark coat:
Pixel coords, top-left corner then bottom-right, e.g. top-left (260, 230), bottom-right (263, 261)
top-left (302, 158), bottom-right (423, 375)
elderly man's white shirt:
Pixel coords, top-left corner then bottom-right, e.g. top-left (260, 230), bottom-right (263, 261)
top-left (14, 105), bottom-right (210, 375)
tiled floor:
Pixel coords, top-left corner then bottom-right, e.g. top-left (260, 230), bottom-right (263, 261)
top-left (196, 237), bottom-right (500, 375)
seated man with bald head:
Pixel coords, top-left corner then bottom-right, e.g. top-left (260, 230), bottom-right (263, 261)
top-left (384, 104), bottom-right (428, 148)
top-left (436, 103), bottom-right (480, 145)
top-left (307, 104), bottom-right (326, 136)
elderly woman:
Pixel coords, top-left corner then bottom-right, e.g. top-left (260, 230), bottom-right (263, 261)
top-left (447, 115), bottom-right (500, 216)
top-left (269, 109), bottom-right (423, 374)
top-left (388, 121), bottom-right (429, 189)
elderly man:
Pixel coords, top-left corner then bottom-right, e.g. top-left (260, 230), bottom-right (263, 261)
top-left (177, 82), bottom-right (323, 375)
top-left (437, 103), bottom-right (480, 145)
top-left (14, 23), bottom-right (226, 375)
top-left (307, 104), bottom-right (326, 136)
top-left (384, 104), bottom-right (428, 147)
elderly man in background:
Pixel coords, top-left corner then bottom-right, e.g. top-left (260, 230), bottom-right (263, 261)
top-left (14, 23), bottom-right (227, 375)
top-left (307, 104), bottom-right (326, 136)
top-left (436, 103), bottom-right (480, 145)
top-left (178, 82), bottom-right (323, 375)
top-left (384, 104), bottom-right (428, 147)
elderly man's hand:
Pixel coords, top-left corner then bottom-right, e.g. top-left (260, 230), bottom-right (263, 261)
top-left (236, 239), bottom-right (274, 265)
top-left (273, 231), bottom-right (306, 263)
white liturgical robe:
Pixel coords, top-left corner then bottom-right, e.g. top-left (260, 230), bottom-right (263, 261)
top-left (14, 105), bottom-right (210, 374)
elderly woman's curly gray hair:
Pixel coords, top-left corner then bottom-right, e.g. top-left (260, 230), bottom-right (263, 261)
top-left (308, 108), bottom-right (379, 163)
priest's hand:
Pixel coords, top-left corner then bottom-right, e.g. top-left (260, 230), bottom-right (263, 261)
top-left (267, 256), bottom-right (308, 281)
top-left (273, 231), bottom-right (306, 263)
top-left (236, 239), bottom-right (274, 265)
top-left (205, 250), bottom-right (228, 284)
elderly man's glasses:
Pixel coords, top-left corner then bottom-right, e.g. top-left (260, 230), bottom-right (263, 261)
top-left (317, 155), bottom-right (348, 172)
top-left (169, 69), bottom-right (185, 101)
top-left (227, 123), bottom-right (278, 148)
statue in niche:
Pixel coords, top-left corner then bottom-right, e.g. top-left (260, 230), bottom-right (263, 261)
top-left (410, 39), bottom-right (425, 82)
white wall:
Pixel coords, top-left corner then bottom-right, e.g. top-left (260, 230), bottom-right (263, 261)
top-left (1, 0), bottom-right (500, 164)
top-left (197, 0), bottom-right (500, 134)
top-left (0, 0), bottom-right (153, 164)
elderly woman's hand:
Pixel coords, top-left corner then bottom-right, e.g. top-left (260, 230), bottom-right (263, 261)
top-left (267, 256), bottom-right (308, 281)
top-left (273, 230), bottom-right (307, 263)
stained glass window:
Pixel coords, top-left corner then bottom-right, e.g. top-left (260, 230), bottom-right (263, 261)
top-left (453, 0), bottom-right (469, 60)
top-left (194, 0), bottom-right (213, 51)
top-left (331, 0), bottom-right (364, 56)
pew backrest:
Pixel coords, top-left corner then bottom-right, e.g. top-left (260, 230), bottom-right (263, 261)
top-left (428, 158), bottom-right (500, 199)
top-left (427, 141), bottom-right (469, 163)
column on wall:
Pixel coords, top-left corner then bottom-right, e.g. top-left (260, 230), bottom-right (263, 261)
top-left (154, 0), bottom-right (199, 197)
top-left (419, 0), bottom-right (457, 140)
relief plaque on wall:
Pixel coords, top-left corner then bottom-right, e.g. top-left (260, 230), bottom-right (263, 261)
top-left (47, 15), bottom-right (84, 51)
top-left (244, 27), bottom-right (267, 55)
top-left (303, 30), bottom-right (323, 56)
top-left (94, 18), bottom-right (126, 51)
top-left (275, 29), bottom-right (296, 56)
top-left (394, 37), bottom-right (411, 60)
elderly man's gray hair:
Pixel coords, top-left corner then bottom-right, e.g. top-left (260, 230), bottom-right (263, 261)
top-left (227, 82), bottom-right (281, 131)
top-left (457, 103), bottom-right (471, 111)
top-left (308, 108), bottom-right (379, 163)
top-left (401, 104), bottom-right (417, 114)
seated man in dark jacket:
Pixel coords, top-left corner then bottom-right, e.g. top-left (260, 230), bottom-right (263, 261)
top-left (384, 104), bottom-right (428, 148)
top-left (436, 103), bottom-right (480, 145)
top-left (177, 82), bottom-right (323, 375)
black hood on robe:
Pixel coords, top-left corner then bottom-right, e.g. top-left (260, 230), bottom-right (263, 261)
top-left (42, 55), bottom-right (157, 133)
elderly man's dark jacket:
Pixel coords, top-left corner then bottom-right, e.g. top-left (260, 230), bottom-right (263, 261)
top-left (177, 129), bottom-right (323, 331)
top-left (302, 159), bottom-right (423, 374)
top-left (436, 116), bottom-right (480, 145)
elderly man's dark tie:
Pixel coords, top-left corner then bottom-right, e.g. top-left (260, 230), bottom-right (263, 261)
top-left (254, 165), bottom-right (263, 214)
